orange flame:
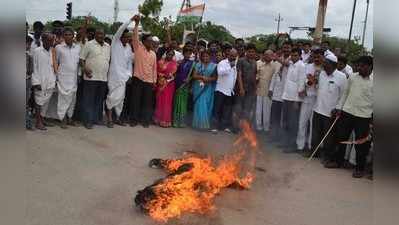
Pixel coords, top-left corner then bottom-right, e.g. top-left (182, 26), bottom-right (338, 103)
top-left (144, 120), bottom-right (258, 222)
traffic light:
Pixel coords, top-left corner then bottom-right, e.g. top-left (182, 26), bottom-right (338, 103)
top-left (66, 2), bottom-right (72, 20)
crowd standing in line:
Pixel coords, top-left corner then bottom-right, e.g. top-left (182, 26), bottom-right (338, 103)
top-left (26, 14), bottom-right (373, 179)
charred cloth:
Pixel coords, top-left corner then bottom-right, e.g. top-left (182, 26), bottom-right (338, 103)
top-left (133, 121), bottom-right (258, 222)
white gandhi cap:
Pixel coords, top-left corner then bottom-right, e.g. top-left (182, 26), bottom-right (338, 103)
top-left (325, 53), bottom-right (338, 63)
top-left (152, 36), bottom-right (160, 42)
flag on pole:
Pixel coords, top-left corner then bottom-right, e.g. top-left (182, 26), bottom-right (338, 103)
top-left (177, 3), bottom-right (205, 24)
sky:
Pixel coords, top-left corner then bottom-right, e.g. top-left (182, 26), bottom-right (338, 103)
top-left (26, 0), bottom-right (373, 49)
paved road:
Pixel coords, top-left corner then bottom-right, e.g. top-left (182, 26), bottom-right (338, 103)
top-left (26, 125), bottom-right (372, 225)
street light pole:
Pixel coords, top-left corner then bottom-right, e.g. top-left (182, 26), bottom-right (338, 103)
top-left (348, 0), bottom-right (358, 44)
top-left (361, 0), bottom-right (370, 48)
top-left (275, 13), bottom-right (283, 34)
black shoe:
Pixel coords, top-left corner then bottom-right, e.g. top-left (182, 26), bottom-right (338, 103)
top-left (129, 121), bottom-right (138, 127)
top-left (115, 120), bottom-right (126, 126)
top-left (352, 169), bottom-right (365, 178)
top-left (43, 120), bottom-right (55, 127)
top-left (60, 119), bottom-right (68, 129)
top-left (107, 121), bottom-right (114, 128)
top-left (85, 123), bottom-right (93, 129)
top-left (142, 123), bottom-right (149, 128)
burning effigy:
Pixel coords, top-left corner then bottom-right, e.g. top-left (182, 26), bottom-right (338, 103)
top-left (134, 121), bottom-right (258, 222)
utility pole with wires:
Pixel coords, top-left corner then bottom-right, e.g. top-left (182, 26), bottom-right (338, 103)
top-left (361, 0), bottom-right (370, 49)
top-left (348, 0), bottom-right (358, 44)
top-left (113, 0), bottom-right (119, 23)
top-left (275, 13), bottom-right (283, 34)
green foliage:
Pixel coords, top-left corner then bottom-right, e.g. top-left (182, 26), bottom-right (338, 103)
top-left (322, 36), bottom-right (367, 63)
top-left (246, 34), bottom-right (278, 52)
top-left (196, 21), bottom-right (235, 44)
top-left (45, 16), bottom-right (113, 34)
top-left (138, 0), bottom-right (163, 17)
top-left (246, 33), bottom-right (368, 63)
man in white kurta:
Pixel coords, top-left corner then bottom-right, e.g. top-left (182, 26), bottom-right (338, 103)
top-left (55, 28), bottom-right (81, 128)
top-left (280, 48), bottom-right (306, 152)
top-left (105, 17), bottom-right (134, 127)
top-left (255, 50), bottom-right (278, 132)
top-left (31, 33), bottom-right (56, 130)
top-left (297, 49), bottom-right (323, 153)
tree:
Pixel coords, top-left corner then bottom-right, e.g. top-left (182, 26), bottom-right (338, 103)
top-left (322, 35), bottom-right (368, 63)
top-left (138, 0), bottom-right (164, 36)
top-left (45, 16), bottom-right (112, 34)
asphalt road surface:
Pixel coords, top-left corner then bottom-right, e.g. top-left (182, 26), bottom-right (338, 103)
top-left (26, 124), bottom-right (372, 225)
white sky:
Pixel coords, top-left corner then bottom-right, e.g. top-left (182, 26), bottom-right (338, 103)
top-left (26, 0), bottom-right (373, 49)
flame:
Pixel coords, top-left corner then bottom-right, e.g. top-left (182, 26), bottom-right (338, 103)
top-left (141, 120), bottom-right (258, 222)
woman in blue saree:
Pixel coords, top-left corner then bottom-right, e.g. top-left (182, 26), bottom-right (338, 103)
top-left (191, 50), bottom-right (217, 130)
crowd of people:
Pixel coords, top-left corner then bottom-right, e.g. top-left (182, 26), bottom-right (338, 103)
top-left (26, 14), bottom-right (373, 179)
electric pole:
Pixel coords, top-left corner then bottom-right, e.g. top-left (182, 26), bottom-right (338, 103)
top-left (113, 0), bottom-right (119, 24)
top-left (313, 0), bottom-right (328, 44)
top-left (348, 0), bottom-right (357, 44)
top-left (361, 0), bottom-right (370, 48)
top-left (275, 13), bottom-right (283, 34)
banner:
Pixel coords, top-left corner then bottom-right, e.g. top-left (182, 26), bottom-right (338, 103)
top-left (177, 3), bottom-right (205, 24)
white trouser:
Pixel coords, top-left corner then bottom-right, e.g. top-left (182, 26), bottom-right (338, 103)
top-left (106, 84), bottom-right (126, 117)
top-left (57, 91), bottom-right (76, 120)
top-left (255, 95), bottom-right (272, 131)
top-left (296, 97), bottom-right (316, 150)
top-left (34, 88), bottom-right (55, 117)
top-left (345, 131), bottom-right (357, 165)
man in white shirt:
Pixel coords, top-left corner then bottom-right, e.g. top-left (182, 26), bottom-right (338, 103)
top-left (312, 54), bottom-right (347, 162)
top-left (268, 42), bottom-right (291, 141)
top-left (337, 55), bottom-right (353, 78)
top-left (31, 32), bottom-right (56, 130)
top-left (298, 49), bottom-right (323, 155)
top-left (55, 27), bottom-right (81, 129)
top-left (255, 49), bottom-right (278, 132)
top-left (330, 56), bottom-right (373, 178)
top-left (105, 17), bottom-right (134, 128)
top-left (79, 28), bottom-right (111, 129)
top-left (280, 48), bottom-right (306, 152)
top-left (30, 21), bottom-right (44, 51)
top-left (211, 49), bottom-right (238, 133)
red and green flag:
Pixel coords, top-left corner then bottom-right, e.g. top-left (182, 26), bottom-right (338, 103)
top-left (177, 3), bottom-right (205, 24)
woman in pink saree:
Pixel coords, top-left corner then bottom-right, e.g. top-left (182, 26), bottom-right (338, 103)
top-left (154, 49), bottom-right (178, 127)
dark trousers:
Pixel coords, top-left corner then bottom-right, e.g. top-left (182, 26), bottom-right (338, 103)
top-left (311, 112), bottom-right (336, 160)
top-left (334, 111), bottom-right (371, 170)
top-left (282, 100), bottom-right (301, 146)
top-left (270, 100), bottom-right (283, 139)
top-left (82, 80), bottom-right (107, 125)
top-left (212, 91), bottom-right (233, 130)
top-left (129, 76), bottom-right (154, 125)
top-left (73, 79), bottom-right (84, 122)
top-left (232, 95), bottom-right (256, 131)
top-left (119, 79), bottom-right (132, 122)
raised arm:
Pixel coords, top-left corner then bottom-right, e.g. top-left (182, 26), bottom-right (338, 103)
top-left (113, 18), bottom-right (133, 43)
top-left (131, 15), bottom-right (141, 50)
